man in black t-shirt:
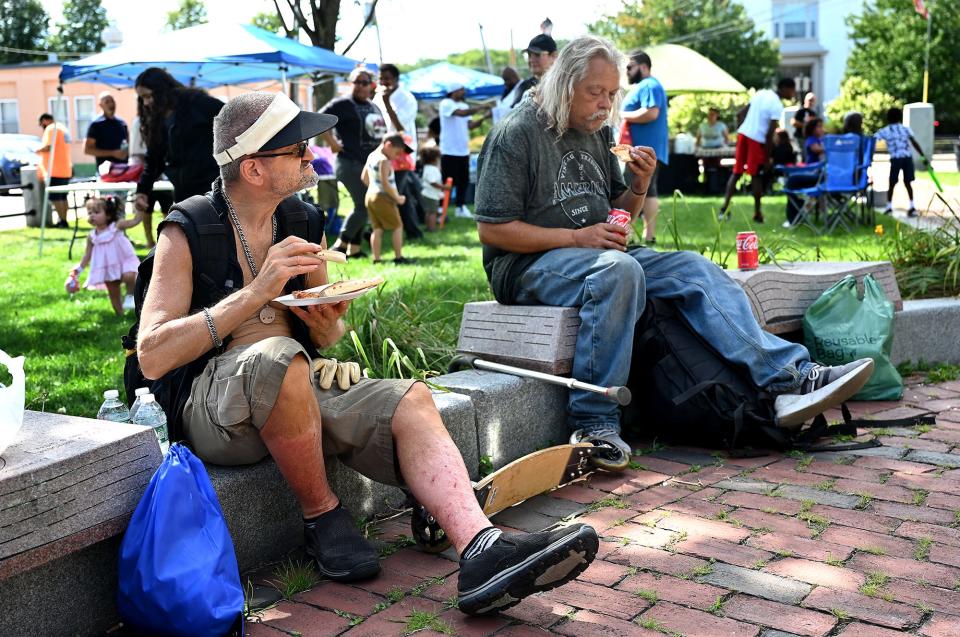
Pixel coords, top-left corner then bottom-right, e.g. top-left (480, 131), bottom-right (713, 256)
top-left (320, 67), bottom-right (387, 258)
top-left (84, 92), bottom-right (129, 168)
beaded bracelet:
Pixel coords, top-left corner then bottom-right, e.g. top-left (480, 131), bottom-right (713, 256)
top-left (202, 308), bottom-right (223, 348)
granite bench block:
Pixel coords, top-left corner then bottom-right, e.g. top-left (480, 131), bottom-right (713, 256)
top-left (891, 299), bottom-right (960, 366)
top-left (431, 370), bottom-right (569, 471)
top-left (0, 411), bottom-right (161, 571)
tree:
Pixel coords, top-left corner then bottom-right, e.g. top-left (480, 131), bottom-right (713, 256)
top-left (166, 0), bottom-right (208, 31)
top-left (47, 0), bottom-right (107, 54)
top-left (845, 0), bottom-right (960, 131)
top-left (824, 77), bottom-right (899, 135)
top-left (0, 0), bottom-right (49, 64)
top-left (251, 11), bottom-right (284, 34)
top-left (589, 0), bottom-right (780, 90)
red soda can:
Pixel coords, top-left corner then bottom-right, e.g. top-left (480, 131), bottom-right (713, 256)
top-left (606, 208), bottom-right (631, 229)
top-left (736, 231), bottom-right (759, 270)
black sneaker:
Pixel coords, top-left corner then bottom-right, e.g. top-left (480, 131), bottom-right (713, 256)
top-left (907, 207), bottom-right (918, 218)
top-left (304, 505), bottom-right (381, 582)
top-left (774, 358), bottom-right (875, 428)
top-left (457, 524), bottom-right (598, 615)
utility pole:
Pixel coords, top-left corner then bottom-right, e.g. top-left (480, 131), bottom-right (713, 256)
top-left (479, 24), bottom-right (494, 75)
top-left (922, 0), bottom-right (934, 103)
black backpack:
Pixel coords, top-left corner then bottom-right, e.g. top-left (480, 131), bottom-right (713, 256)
top-left (121, 192), bottom-right (324, 442)
top-left (622, 298), bottom-right (922, 453)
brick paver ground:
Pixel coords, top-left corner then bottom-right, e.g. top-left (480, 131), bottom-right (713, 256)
top-left (244, 374), bottom-right (960, 636)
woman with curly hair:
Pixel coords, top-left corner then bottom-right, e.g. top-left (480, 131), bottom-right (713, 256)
top-left (133, 68), bottom-right (223, 245)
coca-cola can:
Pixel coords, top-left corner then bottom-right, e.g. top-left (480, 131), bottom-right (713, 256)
top-left (606, 208), bottom-right (631, 228)
top-left (736, 231), bottom-right (759, 270)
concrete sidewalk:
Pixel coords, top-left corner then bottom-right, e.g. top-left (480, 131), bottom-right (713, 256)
top-left (239, 374), bottom-right (960, 637)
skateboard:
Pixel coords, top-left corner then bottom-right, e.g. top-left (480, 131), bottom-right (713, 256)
top-left (411, 443), bottom-right (599, 552)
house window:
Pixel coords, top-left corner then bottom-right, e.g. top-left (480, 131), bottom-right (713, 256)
top-left (75, 96), bottom-right (95, 139)
top-left (774, 1), bottom-right (817, 40)
top-left (47, 96), bottom-right (71, 141)
top-left (0, 100), bottom-right (18, 133)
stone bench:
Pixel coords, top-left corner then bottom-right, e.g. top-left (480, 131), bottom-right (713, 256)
top-left (0, 378), bottom-right (565, 636)
top-left (458, 261), bottom-right (903, 374)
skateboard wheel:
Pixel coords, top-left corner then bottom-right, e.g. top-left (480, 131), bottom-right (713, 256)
top-left (410, 502), bottom-right (452, 554)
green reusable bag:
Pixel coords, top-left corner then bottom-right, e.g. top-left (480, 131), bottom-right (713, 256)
top-left (803, 274), bottom-right (903, 401)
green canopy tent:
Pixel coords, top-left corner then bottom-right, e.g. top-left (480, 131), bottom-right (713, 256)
top-left (641, 44), bottom-right (746, 95)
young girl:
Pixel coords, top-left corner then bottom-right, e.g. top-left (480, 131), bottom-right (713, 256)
top-left (70, 196), bottom-right (142, 315)
top-left (419, 146), bottom-right (448, 231)
top-left (803, 118), bottom-right (825, 164)
top-left (361, 133), bottom-right (413, 264)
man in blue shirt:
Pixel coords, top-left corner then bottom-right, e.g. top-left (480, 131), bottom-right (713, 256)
top-left (84, 92), bottom-right (128, 169)
top-left (621, 50), bottom-right (668, 244)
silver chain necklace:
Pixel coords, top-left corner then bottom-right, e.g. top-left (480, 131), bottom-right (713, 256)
top-left (223, 187), bottom-right (278, 324)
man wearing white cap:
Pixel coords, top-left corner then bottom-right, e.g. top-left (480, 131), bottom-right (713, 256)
top-left (439, 84), bottom-right (489, 218)
top-left (136, 91), bottom-right (598, 615)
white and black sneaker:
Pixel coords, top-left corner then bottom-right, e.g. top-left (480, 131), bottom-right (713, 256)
top-left (457, 524), bottom-right (598, 615)
top-left (774, 358), bottom-right (875, 428)
top-left (570, 427), bottom-right (632, 471)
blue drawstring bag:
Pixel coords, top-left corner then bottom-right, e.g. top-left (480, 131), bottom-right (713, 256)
top-left (117, 443), bottom-right (244, 636)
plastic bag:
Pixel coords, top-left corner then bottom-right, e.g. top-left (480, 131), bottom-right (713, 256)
top-left (117, 443), bottom-right (244, 637)
top-left (98, 161), bottom-right (145, 183)
top-left (0, 349), bottom-right (25, 457)
top-left (803, 274), bottom-right (902, 401)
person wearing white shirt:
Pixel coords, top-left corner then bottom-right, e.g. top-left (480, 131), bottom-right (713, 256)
top-left (718, 78), bottom-right (797, 223)
top-left (373, 63), bottom-right (423, 238)
top-left (439, 84), bottom-right (489, 218)
top-left (491, 67), bottom-right (521, 124)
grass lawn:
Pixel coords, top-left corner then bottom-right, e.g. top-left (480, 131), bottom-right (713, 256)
top-left (0, 192), bottom-right (900, 418)
top-left (916, 170), bottom-right (960, 189)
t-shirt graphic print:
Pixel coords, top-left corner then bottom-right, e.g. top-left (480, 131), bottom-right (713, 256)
top-left (554, 149), bottom-right (609, 227)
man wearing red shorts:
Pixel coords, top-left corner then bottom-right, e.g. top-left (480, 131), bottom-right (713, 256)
top-left (719, 78), bottom-right (796, 223)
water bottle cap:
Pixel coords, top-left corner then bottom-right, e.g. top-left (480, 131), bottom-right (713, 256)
top-left (103, 389), bottom-right (119, 399)
top-left (142, 394), bottom-right (156, 403)
top-left (135, 387), bottom-right (150, 396)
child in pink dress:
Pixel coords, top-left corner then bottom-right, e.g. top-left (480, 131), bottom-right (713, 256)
top-left (69, 196), bottom-right (142, 315)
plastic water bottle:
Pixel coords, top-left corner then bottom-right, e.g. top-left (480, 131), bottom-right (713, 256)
top-left (128, 387), bottom-right (150, 422)
top-left (97, 389), bottom-right (131, 423)
top-left (133, 394), bottom-right (169, 454)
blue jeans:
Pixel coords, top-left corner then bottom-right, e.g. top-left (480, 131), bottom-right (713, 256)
top-left (515, 248), bottom-right (814, 433)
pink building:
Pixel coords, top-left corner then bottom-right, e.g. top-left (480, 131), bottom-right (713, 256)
top-left (0, 62), bottom-right (309, 168)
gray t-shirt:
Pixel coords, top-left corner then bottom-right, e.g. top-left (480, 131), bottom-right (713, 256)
top-left (475, 99), bottom-right (627, 303)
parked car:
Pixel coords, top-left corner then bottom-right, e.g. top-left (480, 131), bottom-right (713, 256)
top-left (0, 133), bottom-right (41, 192)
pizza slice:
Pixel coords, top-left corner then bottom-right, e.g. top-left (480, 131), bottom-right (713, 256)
top-left (609, 144), bottom-right (635, 162)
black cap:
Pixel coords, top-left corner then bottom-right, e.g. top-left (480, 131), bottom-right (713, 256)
top-left (259, 110), bottom-right (339, 152)
top-left (524, 34), bottom-right (557, 54)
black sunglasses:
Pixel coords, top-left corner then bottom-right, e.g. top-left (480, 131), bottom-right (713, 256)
top-left (248, 140), bottom-right (309, 160)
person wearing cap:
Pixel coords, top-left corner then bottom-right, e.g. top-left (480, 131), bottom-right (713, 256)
top-left (475, 36), bottom-right (875, 472)
top-left (439, 84), bottom-right (489, 218)
top-left (320, 67), bottom-right (388, 258)
top-left (372, 63), bottom-right (423, 240)
top-left (511, 34), bottom-right (558, 108)
top-left (362, 133), bottom-right (415, 264)
top-left (137, 91), bottom-right (598, 615)
top-left (621, 50), bottom-right (668, 244)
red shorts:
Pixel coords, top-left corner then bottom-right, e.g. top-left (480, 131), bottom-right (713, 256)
top-left (733, 134), bottom-right (767, 176)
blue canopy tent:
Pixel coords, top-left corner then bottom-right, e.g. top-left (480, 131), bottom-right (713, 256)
top-left (59, 23), bottom-right (372, 88)
top-left (402, 62), bottom-right (504, 101)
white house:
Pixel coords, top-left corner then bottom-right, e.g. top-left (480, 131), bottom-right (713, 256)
top-left (739, 0), bottom-right (863, 104)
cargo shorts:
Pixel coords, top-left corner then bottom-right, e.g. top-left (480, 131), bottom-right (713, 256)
top-left (181, 336), bottom-right (417, 486)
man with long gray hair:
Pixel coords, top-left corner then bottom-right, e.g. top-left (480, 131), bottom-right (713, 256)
top-left (475, 36), bottom-right (874, 470)
top-left (136, 90), bottom-right (598, 616)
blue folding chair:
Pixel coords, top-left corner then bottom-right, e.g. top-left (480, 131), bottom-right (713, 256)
top-left (819, 134), bottom-right (870, 234)
top-left (780, 161), bottom-right (824, 232)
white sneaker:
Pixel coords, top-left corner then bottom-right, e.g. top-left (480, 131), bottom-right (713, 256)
top-left (782, 220), bottom-right (793, 229)
top-left (122, 294), bottom-right (135, 311)
top-left (455, 206), bottom-right (473, 218)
